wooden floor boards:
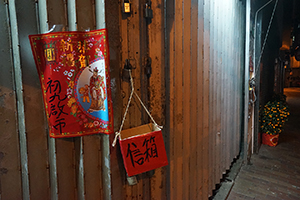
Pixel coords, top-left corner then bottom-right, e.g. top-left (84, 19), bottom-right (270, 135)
top-left (227, 88), bottom-right (300, 199)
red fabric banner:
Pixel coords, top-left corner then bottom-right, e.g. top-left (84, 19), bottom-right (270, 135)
top-left (29, 29), bottom-right (113, 138)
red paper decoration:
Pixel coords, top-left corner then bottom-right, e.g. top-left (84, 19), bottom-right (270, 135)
top-left (119, 123), bottom-right (168, 177)
top-left (29, 29), bottom-right (113, 138)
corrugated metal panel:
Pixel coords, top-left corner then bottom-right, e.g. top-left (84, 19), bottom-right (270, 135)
top-left (0, 0), bottom-right (247, 199)
top-left (166, 0), bottom-right (245, 198)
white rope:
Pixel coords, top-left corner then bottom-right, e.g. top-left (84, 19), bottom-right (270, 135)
top-left (133, 91), bottom-right (162, 129)
top-left (112, 70), bottom-right (162, 147)
top-left (112, 70), bottom-right (134, 147)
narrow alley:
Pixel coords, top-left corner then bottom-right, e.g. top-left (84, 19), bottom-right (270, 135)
top-left (227, 87), bottom-right (300, 199)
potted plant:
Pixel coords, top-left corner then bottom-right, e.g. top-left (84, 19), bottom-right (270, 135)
top-left (259, 94), bottom-right (290, 146)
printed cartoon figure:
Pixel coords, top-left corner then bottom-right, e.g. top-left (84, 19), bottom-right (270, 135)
top-left (79, 84), bottom-right (90, 103)
top-left (87, 67), bottom-right (106, 113)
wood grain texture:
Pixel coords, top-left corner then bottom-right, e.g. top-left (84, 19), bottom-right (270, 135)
top-left (16, 0), bottom-right (51, 199)
top-left (0, 0), bottom-right (246, 199)
top-left (203, 0), bottom-right (210, 197)
top-left (149, 0), bottom-right (167, 199)
top-left (228, 88), bottom-right (300, 199)
top-left (183, 0), bottom-right (191, 199)
top-left (0, 4), bottom-right (22, 199)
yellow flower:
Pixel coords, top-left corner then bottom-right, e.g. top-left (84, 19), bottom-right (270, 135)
top-left (68, 97), bottom-right (76, 107)
top-left (69, 81), bottom-right (74, 89)
top-left (71, 104), bottom-right (78, 114)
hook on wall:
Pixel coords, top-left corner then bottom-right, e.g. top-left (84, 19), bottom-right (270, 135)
top-left (122, 59), bottom-right (133, 82)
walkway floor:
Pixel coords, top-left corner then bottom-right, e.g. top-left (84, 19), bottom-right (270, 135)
top-left (227, 88), bottom-right (300, 200)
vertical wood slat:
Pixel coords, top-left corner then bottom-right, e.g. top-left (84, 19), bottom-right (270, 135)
top-left (221, 0), bottom-right (226, 175)
top-left (16, 0), bottom-right (51, 199)
top-left (225, 0), bottom-right (231, 170)
top-left (96, 1), bottom-right (111, 199)
top-left (208, 0), bottom-right (214, 192)
top-left (233, 0), bottom-right (238, 160)
top-left (82, 135), bottom-right (103, 200)
top-left (67, 0), bottom-right (86, 200)
top-left (0, 3), bottom-right (23, 199)
top-left (118, 0), bottom-right (150, 199)
top-left (196, 0), bottom-right (204, 198)
top-left (165, 0), bottom-right (175, 199)
top-left (223, 0), bottom-right (229, 175)
top-left (76, 2), bottom-right (105, 199)
top-left (119, 1), bottom-right (131, 199)
top-left (190, 0), bottom-right (199, 199)
top-left (95, 1), bottom-right (113, 200)
top-left (37, 1), bottom-right (59, 199)
top-left (213, 0), bottom-right (217, 183)
top-left (77, 0), bottom-right (96, 31)
top-left (125, 0), bottom-right (142, 199)
top-left (46, 1), bottom-right (77, 199)
top-left (169, 0), bottom-right (176, 198)
top-left (236, 0), bottom-right (241, 157)
top-left (219, 0), bottom-right (225, 176)
top-left (149, 0), bottom-right (167, 199)
top-left (203, 0), bottom-right (210, 198)
top-left (183, 0), bottom-right (191, 199)
top-left (215, 0), bottom-right (221, 182)
top-left (105, 0), bottom-right (124, 198)
top-left (237, 1), bottom-right (244, 157)
top-left (227, 0), bottom-right (231, 172)
top-left (132, 2), bottom-right (144, 199)
top-left (174, 0), bottom-right (184, 199)
top-left (66, 3), bottom-right (86, 200)
top-left (8, 1), bottom-right (31, 199)
top-left (229, 0), bottom-right (234, 165)
top-left (0, 0), bottom-right (248, 199)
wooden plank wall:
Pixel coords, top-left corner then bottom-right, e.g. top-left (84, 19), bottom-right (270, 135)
top-left (0, 0), bottom-right (246, 199)
top-left (0, 0), bottom-right (107, 200)
top-left (111, 0), bottom-right (167, 199)
top-left (0, 2), bottom-right (23, 200)
top-left (166, 0), bottom-right (245, 199)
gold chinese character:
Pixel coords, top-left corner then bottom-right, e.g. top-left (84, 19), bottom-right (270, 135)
top-left (45, 48), bottom-right (55, 61)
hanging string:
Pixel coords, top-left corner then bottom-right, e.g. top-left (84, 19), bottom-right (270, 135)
top-left (112, 70), bottom-right (162, 147)
top-left (133, 91), bottom-right (163, 129)
top-left (112, 70), bottom-right (134, 147)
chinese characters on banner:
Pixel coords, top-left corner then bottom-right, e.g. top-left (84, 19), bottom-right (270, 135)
top-left (119, 124), bottom-right (168, 176)
top-left (29, 29), bottom-right (113, 138)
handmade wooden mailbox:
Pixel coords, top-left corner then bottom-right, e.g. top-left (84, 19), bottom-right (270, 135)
top-left (113, 69), bottom-right (168, 176)
top-left (119, 123), bottom-right (168, 177)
